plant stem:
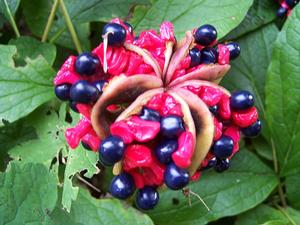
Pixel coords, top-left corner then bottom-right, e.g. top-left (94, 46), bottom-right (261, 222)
top-left (76, 174), bottom-right (101, 193)
top-left (58, 0), bottom-right (82, 53)
top-left (271, 138), bottom-right (287, 207)
top-left (4, 0), bottom-right (20, 37)
top-left (42, 0), bottom-right (59, 42)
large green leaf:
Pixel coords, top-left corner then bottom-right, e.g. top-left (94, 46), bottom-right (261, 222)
top-left (222, 23), bottom-right (278, 124)
top-left (8, 106), bottom-right (68, 168)
top-left (225, 0), bottom-right (277, 40)
top-left (131, 0), bottom-right (253, 39)
top-left (22, 0), bottom-right (149, 50)
top-left (284, 208), bottom-right (300, 224)
top-left (235, 204), bottom-right (288, 225)
top-left (0, 120), bottom-right (36, 171)
top-left (286, 174), bottom-right (300, 210)
top-left (0, 45), bottom-right (55, 124)
top-left (0, 163), bottom-right (57, 224)
top-left (148, 150), bottom-right (278, 225)
top-left (61, 146), bottom-right (98, 212)
top-left (9, 36), bottom-right (57, 65)
top-left (265, 5), bottom-right (300, 176)
top-left (50, 188), bottom-right (154, 225)
top-left (8, 104), bottom-right (99, 212)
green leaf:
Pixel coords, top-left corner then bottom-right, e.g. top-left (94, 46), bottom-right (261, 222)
top-left (252, 136), bottom-right (273, 161)
top-left (51, 188), bottom-right (154, 225)
top-left (286, 174), bottom-right (300, 210)
top-left (0, 45), bottom-right (55, 124)
top-left (0, 163), bottom-right (57, 224)
top-left (8, 106), bottom-right (68, 168)
top-left (61, 145), bottom-right (98, 212)
top-left (22, 0), bottom-right (149, 50)
top-left (131, 0), bottom-right (254, 39)
top-left (148, 150), bottom-right (278, 225)
top-left (9, 36), bottom-right (57, 65)
top-left (235, 204), bottom-right (288, 225)
top-left (60, 0), bottom-right (150, 24)
top-left (0, 0), bottom-right (20, 21)
top-left (0, 120), bottom-right (36, 171)
top-left (225, 0), bottom-right (277, 40)
top-left (265, 5), bottom-right (300, 176)
top-left (283, 208), bottom-right (300, 225)
top-left (222, 23), bottom-right (278, 125)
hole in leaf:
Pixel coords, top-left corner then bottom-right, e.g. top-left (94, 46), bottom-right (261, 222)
top-left (172, 198), bottom-right (179, 205)
top-left (65, 111), bottom-right (73, 124)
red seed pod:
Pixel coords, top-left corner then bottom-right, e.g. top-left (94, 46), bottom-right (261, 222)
top-left (53, 18), bottom-right (261, 205)
top-left (232, 107), bottom-right (258, 128)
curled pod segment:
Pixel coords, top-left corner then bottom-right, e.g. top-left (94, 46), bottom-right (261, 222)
top-left (91, 75), bottom-right (163, 139)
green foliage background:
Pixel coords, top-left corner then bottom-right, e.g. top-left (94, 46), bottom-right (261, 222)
top-left (0, 0), bottom-right (299, 224)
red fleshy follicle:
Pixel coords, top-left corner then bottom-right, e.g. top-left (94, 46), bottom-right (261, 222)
top-left (213, 117), bottom-right (223, 141)
top-left (224, 125), bottom-right (240, 157)
top-left (146, 93), bottom-right (183, 117)
top-left (198, 85), bottom-right (223, 106)
top-left (54, 56), bottom-right (80, 85)
top-left (81, 130), bottom-right (101, 152)
top-left (65, 117), bottom-right (92, 149)
top-left (126, 116), bottom-right (160, 142)
top-left (172, 131), bottom-right (195, 168)
top-left (160, 21), bottom-right (176, 43)
top-left (123, 144), bottom-right (165, 188)
top-left (76, 103), bottom-right (92, 119)
top-left (218, 94), bottom-right (231, 120)
top-left (182, 85), bottom-right (202, 96)
top-left (146, 93), bottom-right (165, 111)
top-left (161, 94), bottom-right (183, 116)
top-left (110, 121), bottom-right (134, 144)
top-left (191, 170), bottom-right (202, 181)
top-left (217, 44), bottom-right (230, 65)
top-left (232, 107), bottom-right (258, 128)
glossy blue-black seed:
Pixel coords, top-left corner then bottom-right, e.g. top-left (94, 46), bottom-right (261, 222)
top-left (102, 23), bottom-right (126, 46)
top-left (110, 172), bottom-right (136, 199)
top-left (241, 120), bottom-right (262, 137)
top-left (189, 47), bottom-right (201, 67)
top-left (285, 0), bottom-right (299, 8)
top-left (155, 139), bottom-right (178, 164)
top-left (70, 80), bottom-right (100, 104)
top-left (124, 22), bottom-right (133, 34)
top-left (55, 83), bottom-right (71, 101)
top-left (81, 141), bottom-right (92, 151)
top-left (209, 105), bottom-right (218, 115)
top-left (136, 186), bottom-right (159, 210)
top-left (206, 157), bottom-right (217, 169)
top-left (139, 107), bottom-right (161, 122)
top-left (277, 6), bottom-right (288, 18)
top-left (214, 158), bottom-right (230, 173)
top-left (211, 135), bottom-right (234, 159)
top-left (226, 42), bottom-right (241, 60)
top-left (200, 47), bottom-right (218, 64)
top-left (230, 90), bottom-right (254, 110)
top-left (93, 80), bottom-right (107, 94)
top-left (194, 24), bottom-right (217, 46)
top-left (160, 115), bottom-right (185, 138)
top-left (99, 135), bottom-right (125, 166)
top-left (75, 52), bottom-right (100, 76)
top-left (164, 163), bottom-right (189, 190)
top-left (69, 101), bottom-right (79, 113)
